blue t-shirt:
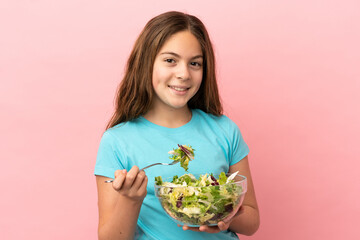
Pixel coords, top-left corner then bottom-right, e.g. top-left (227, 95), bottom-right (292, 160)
top-left (94, 109), bottom-right (249, 240)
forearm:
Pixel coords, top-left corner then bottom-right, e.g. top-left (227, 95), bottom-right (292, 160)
top-left (99, 196), bottom-right (143, 240)
top-left (228, 205), bottom-right (260, 236)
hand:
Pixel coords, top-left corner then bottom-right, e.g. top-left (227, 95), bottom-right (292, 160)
top-left (178, 221), bottom-right (230, 233)
top-left (112, 166), bottom-right (148, 201)
top-left (178, 206), bottom-right (245, 233)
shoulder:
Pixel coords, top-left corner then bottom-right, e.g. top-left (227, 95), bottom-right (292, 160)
top-left (193, 109), bottom-right (238, 130)
top-left (105, 118), bottom-right (141, 135)
top-left (101, 118), bottom-right (143, 143)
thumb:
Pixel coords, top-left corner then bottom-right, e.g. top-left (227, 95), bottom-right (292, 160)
top-left (113, 169), bottom-right (127, 190)
top-left (114, 169), bottom-right (127, 177)
top-left (217, 221), bottom-right (229, 231)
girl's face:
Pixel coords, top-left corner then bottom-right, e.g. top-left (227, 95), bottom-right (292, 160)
top-left (151, 31), bottom-right (203, 112)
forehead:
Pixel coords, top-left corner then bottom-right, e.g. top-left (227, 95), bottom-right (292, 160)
top-left (158, 31), bottom-right (202, 56)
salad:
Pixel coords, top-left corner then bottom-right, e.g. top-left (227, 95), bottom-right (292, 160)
top-left (154, 144), bottom-right (246, 226)
top-left (168, 144), bottom-right (194, 172)
top-left (155, 171), bottom-right (246, 226)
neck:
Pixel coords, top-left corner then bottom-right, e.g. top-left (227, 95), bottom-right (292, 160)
top-left (143, 106), bottom-right (192, 128)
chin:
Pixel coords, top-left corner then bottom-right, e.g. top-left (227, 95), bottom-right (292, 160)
top-left (169, 105), bottom-right (187, 110)
top-left (167, 103), bottom-right (189, 110)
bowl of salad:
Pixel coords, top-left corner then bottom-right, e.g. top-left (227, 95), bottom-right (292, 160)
top-left (154, 171), bottom-right (247, 227)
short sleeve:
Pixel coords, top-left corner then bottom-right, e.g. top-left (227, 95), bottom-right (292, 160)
top-left (228, 119), bottom-right (250, 166)
top-left (94, 131), bottom-right (125, 178)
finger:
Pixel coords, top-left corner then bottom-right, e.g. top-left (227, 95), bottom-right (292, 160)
top-left (199, 225), bottom-right (221, 233)
top-left (122, 166), bottom-right (139, 189)
top-left (112, 169), bottom-right (127, 190)
top-left (137, 174), bottom-right (148, 194)
top-left (132, 170), bottom-right (146, 190)
top-left (217, 221), bottom-right (230, 231)
top-left (182, 225), bottom-right (201, 232)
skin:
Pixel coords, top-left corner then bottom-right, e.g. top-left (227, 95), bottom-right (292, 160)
top-left (96, 30), bottom-right (204, 240)
top-left (144, 30), bottom-right (203, 128)
top-left (179, 156), bottom-right (260, 235)
top-left (96, 30), bottom-right (260, 239)
top-left (97, 167), bottom-right (148, 240)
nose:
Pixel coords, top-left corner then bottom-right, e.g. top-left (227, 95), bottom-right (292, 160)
top-left (176, 63), bottom-right (190, 80)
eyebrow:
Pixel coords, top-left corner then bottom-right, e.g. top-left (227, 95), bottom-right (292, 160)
top-left (160, 52), bottom-right (203, 59)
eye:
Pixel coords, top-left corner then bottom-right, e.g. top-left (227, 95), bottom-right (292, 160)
top-left (190, 62), bottom-right (202, 68)
top-left (165, 58), bottom-right (176, 64)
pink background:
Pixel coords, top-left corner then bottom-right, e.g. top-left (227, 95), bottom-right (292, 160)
top-left (1, 1), bottom-right (359, 239)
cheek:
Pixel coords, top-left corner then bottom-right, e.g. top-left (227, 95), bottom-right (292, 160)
top-left (194, 72), bottom-right (203, 87)
top-left (152, 67), bottom-right (160, 89)
top-left (151, 72), bottom-right (158, 89)
top-left (152, 66), bottom-right (168, 87)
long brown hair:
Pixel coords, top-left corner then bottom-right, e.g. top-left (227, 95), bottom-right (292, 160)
top-left (106, 11), bottom-right (222, 129)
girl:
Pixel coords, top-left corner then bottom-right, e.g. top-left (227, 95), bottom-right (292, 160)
top-left (95, 11), bottom-right (260, 240)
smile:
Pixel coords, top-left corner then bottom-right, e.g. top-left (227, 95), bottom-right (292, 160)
top-left (169, 86), bottom-right (190, 92)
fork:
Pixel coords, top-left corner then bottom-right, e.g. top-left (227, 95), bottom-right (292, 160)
top-left (104, 160), bottom-right (178, 183)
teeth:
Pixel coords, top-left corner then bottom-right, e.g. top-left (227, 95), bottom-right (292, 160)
top-left (170, 86), bottom-right (188, 91)
top-left (174, 87), bottom-right (186, 91)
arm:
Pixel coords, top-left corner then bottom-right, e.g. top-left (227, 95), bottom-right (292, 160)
top-left (181, 156), bottom-right (260, 236)
top-left (96, 166), bottom-right (148, 240)
top-left (227, 156), bottom-right (260, 235)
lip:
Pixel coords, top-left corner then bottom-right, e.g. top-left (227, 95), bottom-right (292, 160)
top-left (168, 85), bottom-right (190, 90)
top-left (168, 85), bottom-right (190, 95)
